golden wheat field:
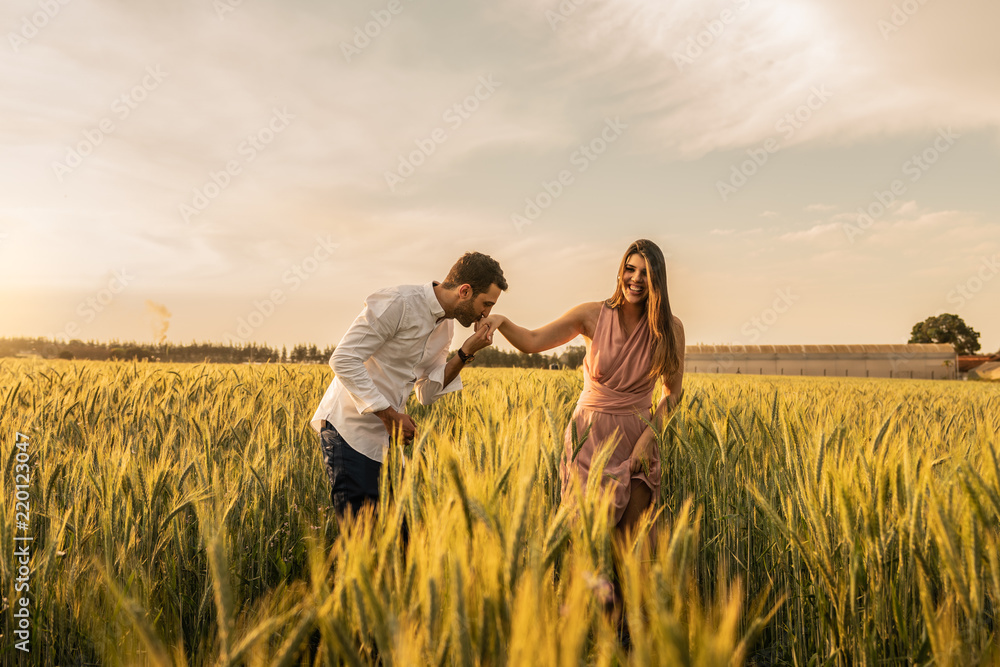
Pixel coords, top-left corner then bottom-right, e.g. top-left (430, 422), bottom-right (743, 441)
top-left (2, 358), bottom-right (1000, 666)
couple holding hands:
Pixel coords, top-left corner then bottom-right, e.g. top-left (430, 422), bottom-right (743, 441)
top-left (310, 239), bottom-right (685, 534)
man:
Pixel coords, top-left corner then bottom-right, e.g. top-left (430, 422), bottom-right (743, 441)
top-left (310, 251), bottom-right (507, 517)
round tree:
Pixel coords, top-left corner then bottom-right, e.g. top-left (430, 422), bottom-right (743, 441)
top-left (909, 313), bottom-right (981, 355)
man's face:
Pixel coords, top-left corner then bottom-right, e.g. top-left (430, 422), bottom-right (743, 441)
top-left (455, 283), bottom-right (502, 327)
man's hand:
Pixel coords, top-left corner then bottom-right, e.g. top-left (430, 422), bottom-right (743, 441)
top-left (375, 406), bottom-right (416, 443)
top-left (461, 318), bottom-right (495, 356)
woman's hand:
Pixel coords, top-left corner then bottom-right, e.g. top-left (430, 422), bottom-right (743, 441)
top-left (479, 314), bottom-right (507, 338)
top-left (461, 318), bottom-right (495, 356)
top-left (629, 435), bottom-right (656, 474)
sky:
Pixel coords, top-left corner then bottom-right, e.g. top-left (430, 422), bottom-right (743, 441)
top-left (1, 0), bottom-right (998, 354)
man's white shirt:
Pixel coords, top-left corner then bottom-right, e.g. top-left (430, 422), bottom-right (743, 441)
top-left (310, 281), bottom-right (462, 462)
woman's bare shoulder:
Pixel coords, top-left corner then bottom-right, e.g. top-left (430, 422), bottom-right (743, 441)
top-left (563, 301), bottom-right (603, 318)
top-left (573, 301), bottom-right (603, 338)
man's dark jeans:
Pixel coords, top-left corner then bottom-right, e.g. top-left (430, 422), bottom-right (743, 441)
top-left (318, 421), bottom-right (381, 517)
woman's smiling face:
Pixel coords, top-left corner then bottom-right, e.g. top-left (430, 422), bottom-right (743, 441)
top-left (621, 253), bottom-right (649, 305)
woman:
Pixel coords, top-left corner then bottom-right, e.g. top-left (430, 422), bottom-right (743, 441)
top-left (482, 239), bottom-right (684, 531)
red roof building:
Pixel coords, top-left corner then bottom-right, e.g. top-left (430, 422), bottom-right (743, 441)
top-left (958, 354), bottom-right (1000, 373)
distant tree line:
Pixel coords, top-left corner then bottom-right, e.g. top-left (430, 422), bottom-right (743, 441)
top-left (447, 345), bottom-right (586, 370)
top-left (0, 337), bottom-right (588, 369)
top-left (0, 338), bottom-right (332, 364)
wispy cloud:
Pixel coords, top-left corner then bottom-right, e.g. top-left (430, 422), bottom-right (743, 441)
top-left (778, 222), bottom-right (842, 242)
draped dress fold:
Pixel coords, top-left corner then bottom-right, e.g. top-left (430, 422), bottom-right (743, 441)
top-left (560, 303), bottom-right (659, 524)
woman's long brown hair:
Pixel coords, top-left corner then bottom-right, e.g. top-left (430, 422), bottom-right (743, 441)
top-left (604, 239), bottom-right (681, 381)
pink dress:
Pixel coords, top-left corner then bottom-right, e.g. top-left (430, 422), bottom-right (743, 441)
top-left (560, 303), bottom-right (659, 524)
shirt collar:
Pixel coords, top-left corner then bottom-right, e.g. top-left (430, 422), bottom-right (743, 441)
top-left (424, 281), bottom-right (447, 321)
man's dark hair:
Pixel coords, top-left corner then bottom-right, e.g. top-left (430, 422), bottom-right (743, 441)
top-left (441, 252), bottom-right (507, 296)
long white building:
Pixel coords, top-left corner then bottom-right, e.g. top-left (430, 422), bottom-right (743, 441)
top-left (685, 344), bottom-right (957, 380)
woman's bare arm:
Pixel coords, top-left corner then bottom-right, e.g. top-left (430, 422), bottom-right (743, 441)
top-left (664, 316), bottom-right (685, 410)
top-left (481, 302), bottom-right (601, 354)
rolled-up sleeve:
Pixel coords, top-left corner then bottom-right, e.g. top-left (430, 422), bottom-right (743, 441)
top-left (414, 328), bottom-right (463, 406)
top-left (330, 292), bottom-right (404, 415)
